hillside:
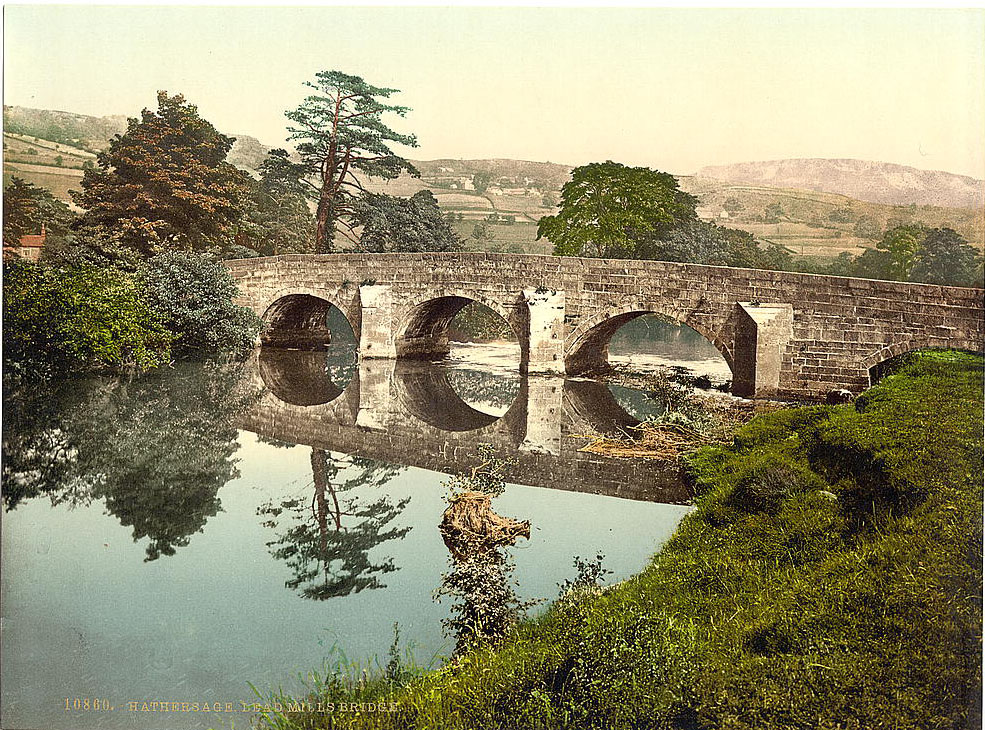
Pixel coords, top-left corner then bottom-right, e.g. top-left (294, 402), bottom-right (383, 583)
top-left (698, 158), bottom-right (985, 209)
top-left (3, 105), bottom-right (127, 153)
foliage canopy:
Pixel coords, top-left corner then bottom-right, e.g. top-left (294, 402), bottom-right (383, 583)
top-left (2, 176), bottom-right (74, 248)
top-left (72, 91), bottom-right (248, 265)
top-left (142, 250), bottom-right (262, 358)
top-left (354, 190), bottom-right (462, 253)
top-left (2, 259), bottom-right (173, 378)
top-left (537, 161), bottom-right (698, 258)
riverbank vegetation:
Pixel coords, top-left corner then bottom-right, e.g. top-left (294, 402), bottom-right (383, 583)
top-left (253, 349), bottom-right (982, 729)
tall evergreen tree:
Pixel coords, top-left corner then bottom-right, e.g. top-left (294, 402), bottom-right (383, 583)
top-left (285, 70), bottom-right (419, 252)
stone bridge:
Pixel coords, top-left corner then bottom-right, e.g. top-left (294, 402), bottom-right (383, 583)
top-left (238, 350), bottom-right (689, 504)
top-left (227, 253), bottom-right (985, 399)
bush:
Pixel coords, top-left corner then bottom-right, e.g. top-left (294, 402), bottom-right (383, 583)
top-left (142, 250), bottom-right (262, 358)
top-left (3, 259), bottom-right (172, 378)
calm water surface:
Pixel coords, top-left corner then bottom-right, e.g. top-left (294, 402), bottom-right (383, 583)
top-left (1, 326), bottom-right (725, 730)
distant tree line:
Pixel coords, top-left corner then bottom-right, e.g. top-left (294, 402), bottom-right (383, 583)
top-left (799, 224), bottom-right (983, 288)
top-left (538, 161), bottom-right (983, 288)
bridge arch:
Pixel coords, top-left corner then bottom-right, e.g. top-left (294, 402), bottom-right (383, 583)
top-left (565, 303), bottom-right (734, 376)
top-left (395, 291), bottom-right (523, 365)
top-left (260, 287), bottom-right (357, 350)
top-left (862, 336), bottom-right (985, 384)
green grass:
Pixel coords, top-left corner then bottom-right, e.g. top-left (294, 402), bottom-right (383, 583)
top-left (254, 350), bottom-right (983, 729)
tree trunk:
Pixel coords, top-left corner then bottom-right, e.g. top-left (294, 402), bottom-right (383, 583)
top-left (315, 196), bottom-right (334, 254)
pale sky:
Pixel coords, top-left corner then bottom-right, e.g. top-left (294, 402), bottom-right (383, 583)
top-left (4, 6), bottom-right (984, 178)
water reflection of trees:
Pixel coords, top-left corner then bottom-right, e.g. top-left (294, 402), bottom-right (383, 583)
top-left (2, 364), bottom-right (258, 560)
top-left (258, 449), bottom-right (409, 600)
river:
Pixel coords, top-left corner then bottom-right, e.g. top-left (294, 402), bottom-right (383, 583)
top-left (0, 317), bottom-right (728, 730)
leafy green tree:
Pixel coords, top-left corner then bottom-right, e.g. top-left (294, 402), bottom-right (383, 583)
top-left (354, 190), bottom-right (462, 253)
top-left (470, 222), bottom-right (495, 246)
top-left (71, 92), bottom-right (247, 266)
top-left (851, 246), bottom-right (893, 280)
top-left (537, 161), bottom-right (697, 259)
top-left (719, 226), bottom-right (790, 270)
top-left (909, 228), bottom-right (983, 287)
top-left (642, 220), bottom-right (728, 264)
top-left (285, 70), bottom-right (418, 252)
top-left (231, 149), bottom-right (316, 257)
top-left (629, 220), bottom-right (789, 270)
top-left (853, 215), bottom-right (881, 239)
top-left (2, 176), bottom-right (74, 247)
top-left (2, 259), bottom-right (173, 379)
top-left (142, 250), bottom-right (262, 358)
top-left (876, 223), bottom-right (928, 280)
top-left (763, 202), bottom-right (785, 224)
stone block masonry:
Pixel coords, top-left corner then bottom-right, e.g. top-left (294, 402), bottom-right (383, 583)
top-left (227, 253), bottom-right (984, 399)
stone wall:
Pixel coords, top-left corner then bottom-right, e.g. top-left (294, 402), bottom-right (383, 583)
top-left (227, 253), bottom-right (985, 398)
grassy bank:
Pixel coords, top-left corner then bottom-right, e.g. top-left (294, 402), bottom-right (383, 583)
top-left (257, 350), bottom-right (983, 730)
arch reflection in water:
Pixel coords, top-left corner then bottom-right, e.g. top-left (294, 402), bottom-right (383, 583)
top-left (395, 360), bottom-right (522, 432)
top-left (247, 352), bottom-right (691, 505)
top-left (258, 345), bottom-right (358, 406)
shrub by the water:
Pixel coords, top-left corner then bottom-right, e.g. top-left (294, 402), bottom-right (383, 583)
top-left (3, 252), bottom-right (262, 379)
top-left (254, 350), bottom-right (983, 730)
top-left (2, 259), bottom-right (173, 378)
top-left (143, 250), bottom-right (262, 358)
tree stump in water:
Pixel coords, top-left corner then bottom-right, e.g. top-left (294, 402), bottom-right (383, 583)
top-left (439, 491), bottom-right (530, 559)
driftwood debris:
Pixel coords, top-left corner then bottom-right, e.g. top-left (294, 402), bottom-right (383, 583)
top-left (439, 491), bottom-right (530, 559)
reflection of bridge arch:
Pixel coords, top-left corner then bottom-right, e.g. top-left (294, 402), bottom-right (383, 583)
top-left (394, 361), bottom-right (523, 434)
top-left (239, 355), bottom-right (691, 504)
top-left (260, 287), bottom-right (358, 350)
top-left (395, 293), bottom-right (522, 364)
top-left (566, 303), bottom-right (734, 375)
top-left (562, 380), bottom-right (643, 435)
top-left (258, 348), bottom-right (356, 407)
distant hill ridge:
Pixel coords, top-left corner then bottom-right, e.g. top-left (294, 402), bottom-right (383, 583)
top-left (698, 158), bottom-right (985, 210)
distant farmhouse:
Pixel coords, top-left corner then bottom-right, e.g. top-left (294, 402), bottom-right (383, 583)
top-left (3, 225), bottom-right (46, 262)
